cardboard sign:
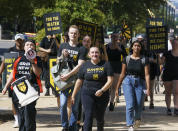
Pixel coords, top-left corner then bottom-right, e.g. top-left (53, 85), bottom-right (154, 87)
top-left (146, 18), bottom-right (164, 27)
top-left (146, 26), bottom-right (168, 53)
top-left (75, 20), bottom-right (97, 45)
top-left (44, 12), bottom-right (62, 35)
top-left (4, 53), bottom-right (19, 80)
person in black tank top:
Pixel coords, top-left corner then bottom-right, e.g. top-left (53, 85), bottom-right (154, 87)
top-left (161, 36), bottom-right (178, 116)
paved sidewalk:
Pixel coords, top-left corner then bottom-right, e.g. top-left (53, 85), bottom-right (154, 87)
top-left (0, 87), bottom-right (178, 131)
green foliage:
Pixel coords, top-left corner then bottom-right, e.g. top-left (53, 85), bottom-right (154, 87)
top-left (0, 0), bottom-right (166, 41)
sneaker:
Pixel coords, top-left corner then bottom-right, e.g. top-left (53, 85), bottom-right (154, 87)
top-left (77, 123), bottom-right (82, 130)
top-left (115, 97), bottom-right (120, 103)
top-left (109, 102), bottom-right (115, 111)
top-left (149, 103), bottom-right (154, 109)
top-left (134, 120), bottom-right (141, 128)
top-left (167, 109), bottom-right (172, 116)
top-left (62, 128), bottom-right (69, 131)
top-left (13, 121), bottom-right (19, 128)
top-left (174, 108), bottom-right (178, 116)
top-left (128, 125), bottom-right (134, 131)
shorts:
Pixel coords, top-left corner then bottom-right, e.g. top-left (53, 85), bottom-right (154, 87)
top-left (162, 69), bottom-right (178, 81)
top-left (110, 61), bottom-right (122, 74)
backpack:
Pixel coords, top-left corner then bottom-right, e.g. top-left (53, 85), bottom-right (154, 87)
top-left (126, 55), bottom-right (146, 67)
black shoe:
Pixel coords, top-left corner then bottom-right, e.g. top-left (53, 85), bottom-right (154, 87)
top-left (174, 108), bottom-right (178, 116)
top-left (145, 96), bottom-right (148, 101)
top-left (109, 102), bottom-right (115, 111)
top-left (149, 103), bottom-right (154, 109)
top-left (45, 89), bottom-right (50, 96)
top-left (167, 109), bottom-right (172, 116)
top-left (77, 123), bottom-right (82, 130)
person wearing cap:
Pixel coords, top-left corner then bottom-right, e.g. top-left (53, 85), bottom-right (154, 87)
top-left (2, 39), bottom-right (42, 131)
top-left (161, 35), bottom-right (178, 116)
top-left (137, 35), bottom-right (144, 42)
top-left (0, 33), bottom-right (25, 128)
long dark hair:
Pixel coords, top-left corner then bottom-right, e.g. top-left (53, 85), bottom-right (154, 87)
top-left (129, 40), bottom-right (145, 55)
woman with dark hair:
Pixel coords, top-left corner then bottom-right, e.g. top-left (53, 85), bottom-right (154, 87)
top-left (161, 36), bottom-right (178, 116)
top-left (116, 40), bottom-right (150, 131)
top-left (2, 39), bottom-right (42, 131)
top-left (106, 33), bottom-right (127, 111)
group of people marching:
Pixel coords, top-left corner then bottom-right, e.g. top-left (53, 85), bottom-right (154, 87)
top-left (1, 24), bottom-right (178, 131)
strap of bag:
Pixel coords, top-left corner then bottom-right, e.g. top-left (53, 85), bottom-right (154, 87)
top-left (49, 39), bottom-right (56, 49)
top-left (126, 55), bottom-right (131, 67)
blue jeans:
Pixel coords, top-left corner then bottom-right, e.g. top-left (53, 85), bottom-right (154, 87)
top-left (122, 75), bottom-right (146, 126)
top-left (60, 86), bottom-right (81, 130)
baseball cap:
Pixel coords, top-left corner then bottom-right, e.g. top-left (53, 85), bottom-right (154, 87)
top-left (136, 35), bottom-right (143, 39)
top-left (168, 32), bottom-right (175, 40)
top-left (15, 33), bottom-right (25, 40)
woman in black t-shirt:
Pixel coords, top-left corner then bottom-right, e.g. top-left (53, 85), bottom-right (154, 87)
top-left (106, 33), bottom-right (127, 111)
top-left (116, 40), bottom-right (150, 130)
top-left (72, 47), bottom-right (113, 131)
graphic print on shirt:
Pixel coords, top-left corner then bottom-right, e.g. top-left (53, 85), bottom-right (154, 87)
top-left (87, 67), bottom-right (104, 80)
top-left (67, 49), bottom-right (78, 62)
top-left (17, 61), bottom-right (32, 75)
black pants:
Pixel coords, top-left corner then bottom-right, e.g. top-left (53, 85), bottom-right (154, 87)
top-left (19, 101), bottom-right (37, 131)
top-left (81, 88), bottom-right (109, 131)
top-left (12, 92), bottom-right (37, 131)
top-left (42, 60), bottom-right (50, 89)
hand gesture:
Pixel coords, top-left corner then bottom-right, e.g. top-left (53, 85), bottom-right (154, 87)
top-left (60, 74), bottom-right (70, 81)
top-left (62, 49), bottom-right (69, 57)
top-left (47, 49), bottom-right (52, 53)
top-left (95, 89), bottom-right (103, 97)
top-left (115, 88), bottom-right (119, 97)
top-left (146, 89), bottom-right (150, 96)
top-left (2, 87), bottom-right (7, 95)
top-left (52, 34), bottom-right (56, 39)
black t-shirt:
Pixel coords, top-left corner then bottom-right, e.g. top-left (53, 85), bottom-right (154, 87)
top-left (14, 55), bottom-right (42, 86)
top-left (163, 51), bottom-right (178, 72)
top-left (123, 57), bottom-right (149, 79)
top-left (8, 46), bottom-right (25, 57)
top-left (78, 61), bottom-right (113, 91)
top-left (40, 37), bottom-right (59, 56)
top-left (106, 43), bottom-right (127, 62)
top-left (57, 43), bottom-right (88, 66)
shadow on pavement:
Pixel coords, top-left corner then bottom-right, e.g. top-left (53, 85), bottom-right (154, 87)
top-left (35, 104), bottom-right (178, 130)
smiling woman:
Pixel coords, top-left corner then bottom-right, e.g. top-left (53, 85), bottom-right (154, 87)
top-left (72, 47), bottom-right (114, 131)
